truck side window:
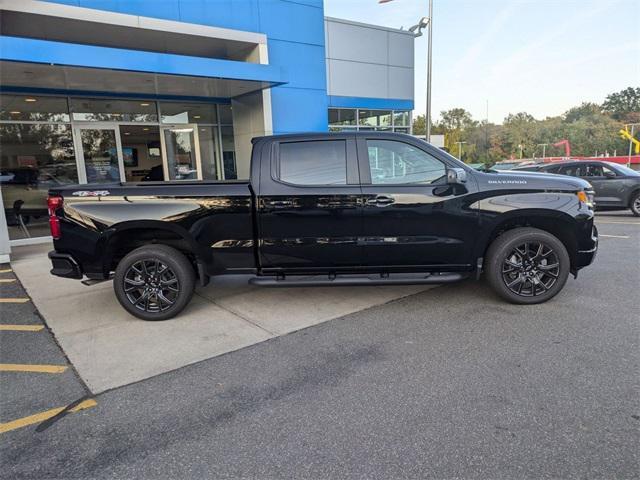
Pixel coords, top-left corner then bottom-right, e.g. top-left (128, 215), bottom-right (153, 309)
top-left (366, 139), bottom-right (445, 185)
top-left (278, 140), bottom-right (347, 185)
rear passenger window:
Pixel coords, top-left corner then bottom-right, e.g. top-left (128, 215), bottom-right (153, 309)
top-left (278, 140), bottom-right (347, 185)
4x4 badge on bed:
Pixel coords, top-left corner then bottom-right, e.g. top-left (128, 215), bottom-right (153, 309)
top-left (72, 190), bottom-right (111, 197)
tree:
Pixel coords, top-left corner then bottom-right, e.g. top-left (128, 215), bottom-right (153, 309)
top-left (564, 102), bottom-right (602, 123)
top-left (412, 114), bottom-right (426, 136)
top-left (602, 87), bottom-right (640, 122)
top-left (501, 112), bottom-right (537, 158)
top-left (439, 108), bottom-right (477, 131)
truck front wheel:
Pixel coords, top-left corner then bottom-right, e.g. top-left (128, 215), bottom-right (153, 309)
top-left (485, 227), bottom-right (570, 304)
top-left (114, 245), bottom-right (196, 321)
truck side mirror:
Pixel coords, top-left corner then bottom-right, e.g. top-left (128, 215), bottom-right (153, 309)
top-left (447, 168), bottom-right (467, 184)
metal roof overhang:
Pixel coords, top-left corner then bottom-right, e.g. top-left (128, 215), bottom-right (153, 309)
top-left (0, 36), bottom-right (286, 101)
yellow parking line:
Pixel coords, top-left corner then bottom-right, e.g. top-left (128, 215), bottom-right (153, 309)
top-left (0, 325), bottom-right (44, 332)
top-left (0, 279), bottom-right (16, 283)
top-left (0, 269), bottom-right (12, 273)
top-left (0, 399), bottom-right (97, 434)
top-left (0, 364), bottom-right (68, 374)
top-left (0, 298), bottom-right (30, 303)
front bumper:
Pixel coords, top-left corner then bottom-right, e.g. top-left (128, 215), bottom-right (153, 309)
top-left (48, 251), bottom-right (83, 279)
top-left (575, 225), bottom-right (598, 269)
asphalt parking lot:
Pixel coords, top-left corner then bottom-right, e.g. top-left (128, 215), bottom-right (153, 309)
top-left (1, 212), bottom-right (638, 479)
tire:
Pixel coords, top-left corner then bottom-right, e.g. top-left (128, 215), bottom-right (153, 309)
top-left (630, 191), bottom-right (640, 217)
top-left (485, 227), bottom-right (570, 305)
top-left (114, 245), bottom-right (196, 321)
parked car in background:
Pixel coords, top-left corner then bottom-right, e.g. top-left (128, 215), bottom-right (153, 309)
top-left (514, 160), bottom-right (640, 216)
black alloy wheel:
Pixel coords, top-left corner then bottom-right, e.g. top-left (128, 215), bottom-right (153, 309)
top-left (485, 227), bottom-right (570, 305)
top-left (123, 259), bottom-right (180, 313)
top-left (501, 242), bottom-right (560, 297)
top-left (114, 245), bottom-right (196, 321)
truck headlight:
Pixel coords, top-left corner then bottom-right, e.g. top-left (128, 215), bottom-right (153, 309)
top-left (577, 190), bottom-right (595, 209)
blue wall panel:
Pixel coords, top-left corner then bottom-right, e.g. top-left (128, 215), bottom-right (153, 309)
top-left (329, 95), bottom-right (414, 111)
top-left (257, 0), bottom-right (325, 44)
top-left (177, 0), bottom-right (260, 33)
top-left (267, 40), bottom-right (326, 91)
top-left (270, 88), bottom-right (328, 134)
top-left (0, 36), bottom-right (285, 84)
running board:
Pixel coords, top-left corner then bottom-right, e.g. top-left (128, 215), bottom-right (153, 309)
top-left (249, 272), bottom-right (468, 287)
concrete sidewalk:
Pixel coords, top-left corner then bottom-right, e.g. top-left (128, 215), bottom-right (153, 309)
top-left (11, 244), bottom-right (432, 393)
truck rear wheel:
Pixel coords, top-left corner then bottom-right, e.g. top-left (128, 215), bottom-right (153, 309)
top-left (114, 245), bottom-right (195, 321)
top-left (485, 227), bottom-right (570, 304)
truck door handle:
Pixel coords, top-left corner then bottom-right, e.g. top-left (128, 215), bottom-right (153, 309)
top-left (267, 200), bottom-right (293, 208)
top-left (366, 195), bottom-right (395, 207)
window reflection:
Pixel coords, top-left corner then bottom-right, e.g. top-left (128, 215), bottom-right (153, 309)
top-left (328, 108), bottom-right (411, 132)
top-left (160, 102), bottom-right (217, 124)
top-left (0, 95), bottom-right (70, 122)
top-left (0, 124), bottom-right (77, 239)
top-left (70, 98), bottom-right (158, 122)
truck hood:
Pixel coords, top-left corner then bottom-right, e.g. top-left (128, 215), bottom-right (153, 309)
top-left (475, 169), bottom-right (592, 191)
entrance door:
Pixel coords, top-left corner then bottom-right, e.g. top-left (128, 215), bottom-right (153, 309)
top-left (160, 125), bottom-right (202, 181)
top-left (74, 124), bottom-right (125, 184)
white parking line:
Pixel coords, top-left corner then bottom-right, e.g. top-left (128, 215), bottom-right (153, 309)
top-left (596, 221), bottom-right (640, 225)
top-left (599, 234), bottom-right (630, 239)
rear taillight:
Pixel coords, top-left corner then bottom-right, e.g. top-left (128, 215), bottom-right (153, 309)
top-left (47, 196), bottom-right (63, 239)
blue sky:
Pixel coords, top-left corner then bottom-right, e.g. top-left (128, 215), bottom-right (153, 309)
top-left (324, 0), bottom-right (640, 124)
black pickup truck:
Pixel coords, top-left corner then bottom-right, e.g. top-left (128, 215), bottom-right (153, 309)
top-left (48, 132), bottom-right (598, 320)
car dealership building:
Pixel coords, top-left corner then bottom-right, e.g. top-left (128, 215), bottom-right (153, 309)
top-left (0, 0), bottom-right (416, 256)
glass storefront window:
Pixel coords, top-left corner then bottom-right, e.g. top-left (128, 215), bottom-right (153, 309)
top-left (0, 124), bottom-right (77, 240)
top-left (198, 126), bottom-right (220, 180)
top-left (359, 110), bottom-right (391, 127)
top-left (393, 111), bottom-right (409, 127)
top-left (329, 108), bottom-right (357, 126)
top-left (328, 109), bottom-right (411, 133)
top-left (70, 98), bottom-right (158, 122)
top-left (0, 95), bottom-right (70, 122)
top-left (160, 102), bottom-right (217, 124)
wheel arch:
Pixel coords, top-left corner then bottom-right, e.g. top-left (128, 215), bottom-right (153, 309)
top-left (627, 186), bottom-right (640, 207)
top-left (99, 220), bottom-right (209, 280)
top-left (478, 210), bottom-right (580, 271)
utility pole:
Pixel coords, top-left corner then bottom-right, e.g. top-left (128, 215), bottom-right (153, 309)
top-left (425, 0), bottom-right (433, 142)
top-left (537, 143), bottom-right (548, 160)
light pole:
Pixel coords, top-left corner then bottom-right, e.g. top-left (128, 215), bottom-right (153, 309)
top-left (537, 143), bottom-right (548, 160)
top-left (455, 141), bottom-right (467, 160)
top-left (425, 0), bottom-right (433, 143)
top-left (384, 0), bottom-right (433, 142)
